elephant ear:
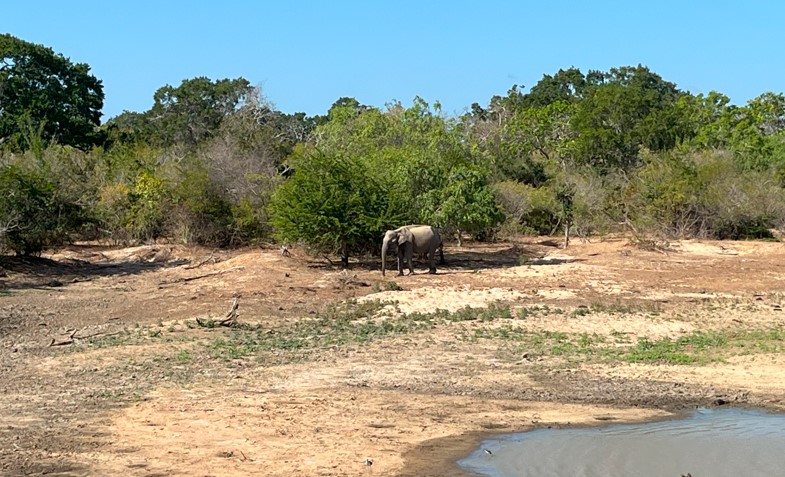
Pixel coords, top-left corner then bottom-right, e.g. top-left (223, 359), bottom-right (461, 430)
top-left (399, 228), bottom-right (414, 244)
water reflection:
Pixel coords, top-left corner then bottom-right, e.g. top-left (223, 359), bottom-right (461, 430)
top-left (459, 408), bottom-right (785, 477)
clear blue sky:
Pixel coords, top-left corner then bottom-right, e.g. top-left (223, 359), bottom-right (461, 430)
top-left (4, 1), bottom-right (784, 121)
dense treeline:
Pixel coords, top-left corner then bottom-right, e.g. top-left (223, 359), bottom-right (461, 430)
top-left (2, 34), bottom-right (785, 258)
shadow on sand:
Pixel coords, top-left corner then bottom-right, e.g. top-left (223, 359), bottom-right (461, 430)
top-left (305, 242), bottom-right (583, 274)
top-left (0, 244), bottom-right (188, 291)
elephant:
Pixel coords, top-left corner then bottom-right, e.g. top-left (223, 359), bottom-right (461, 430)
top-left (381, 225), bottom-right (443, 276)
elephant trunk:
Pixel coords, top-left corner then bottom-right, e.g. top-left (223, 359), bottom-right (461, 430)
top-left (381, 237), bottom-right (390, 276)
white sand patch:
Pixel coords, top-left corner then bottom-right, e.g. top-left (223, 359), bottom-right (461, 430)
top-left (361, 286), bottom-right (531, 314)
top-left (669, 240), bottom-right (783, 257)
top-left (496, 266), bottom-right (546, 278)
top-left (642, 290), bottom-right (738, 301)
top-left (516, 312), bottom-right (695, 341)
top-left (583, 279), bottom-right (627, 295)
top-left (496, 257), bottom-right (587, 279)
top-left (534, 289), bottom-right (577, 299)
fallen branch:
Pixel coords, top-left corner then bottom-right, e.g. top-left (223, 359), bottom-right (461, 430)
top-left (196, 298), bottom-right (242, 328)
top-left (185, 252), bottom-right (217, 270)
top-left (74, 330), bottom-right (124, 341)
top-left (218, 298), bottom-right (240, 326)
top-left (48, 329), bottom-right (77, 347)
top-left (48, 329), bottom-right (124, 347)
top-left (160, 266), bottom-right (244, 286)
top-left (334, 273), bottom-right (371, 288)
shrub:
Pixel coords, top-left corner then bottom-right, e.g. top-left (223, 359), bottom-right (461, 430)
top-left (269, 150), bottom-right (391, 266)
top-left (0, 164), bottom-right (84, 254)
top-left (494, 180), bottom-right (559, 236)
top-left (627, 150), bottom-right (785, 239)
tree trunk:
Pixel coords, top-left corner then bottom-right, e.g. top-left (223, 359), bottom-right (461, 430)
top-left (341, 243), bottom-right (349, 268)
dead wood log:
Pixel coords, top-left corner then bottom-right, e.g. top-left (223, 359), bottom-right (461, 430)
top-left (48, 329), bottom-right (77, 347)
top-left (196, 298), bottom-right (241, 328)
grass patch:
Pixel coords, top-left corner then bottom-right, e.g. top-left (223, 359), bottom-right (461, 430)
top-left (372, 281), bottom-right (405, 293)
top-left (467, 322), bottom-right (785, 366)
top-left (205, 299), bottom-right (438, 360)
top-left (517, 305), bottom-right (559, 319)
top-left (562, 300), bottom-right (663, 318)
top-left (77, 296), bottom-right (785, 369)
top-left (619, 327), bottom-right (785, 365)
top-left (175, 349), bottom-right (192, 363)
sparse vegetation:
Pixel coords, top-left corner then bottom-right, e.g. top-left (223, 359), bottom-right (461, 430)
top-left (73, 297), bottom-right (785, 368)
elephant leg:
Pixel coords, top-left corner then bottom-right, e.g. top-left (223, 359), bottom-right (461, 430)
top-left (427, 249), bottom-right (437, 274)
top-left (396, 252), bottom-right (405, 276)
top-left (406, 249), bottom-right (416, 275)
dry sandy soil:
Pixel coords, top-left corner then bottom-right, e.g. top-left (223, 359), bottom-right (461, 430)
top-left (1, 237), bottom-right (785, 476)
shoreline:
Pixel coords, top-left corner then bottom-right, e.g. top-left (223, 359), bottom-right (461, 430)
top-left (402, 401), bottom-right (785, 477)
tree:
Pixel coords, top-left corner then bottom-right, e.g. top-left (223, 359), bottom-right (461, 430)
top-left (269, 150), bottom-right (390, 267)
top-left (0, 34), bottom-right (104, 150)
top-left (107, 77), bottom-right (254, 148)
top-left (419, 166), bottom-right (504, 245)
top-left (680, 91), bottom-right (785, 172)
top-left (525, 67), bottom-right (588, 107)
top-left (307, 97), bottom-right (509, 247)
top-left (569, 65), bottom-right (689, 171)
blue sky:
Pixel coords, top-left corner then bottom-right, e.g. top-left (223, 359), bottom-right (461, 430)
top-left (4, 1), bottom-right (784, 121)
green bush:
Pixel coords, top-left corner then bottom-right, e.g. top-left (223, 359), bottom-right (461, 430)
top-left (269, 150), bottom-right (391, 265)
top-left (168, 162), bottom-right (232, 245)
top-left (0, 164), bottom-right (84, 255)
top-left (694, 151), bottom-right (785, 239)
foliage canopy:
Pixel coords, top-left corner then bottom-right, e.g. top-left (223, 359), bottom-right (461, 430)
top-left (0, 34), bottom-right (104, 151)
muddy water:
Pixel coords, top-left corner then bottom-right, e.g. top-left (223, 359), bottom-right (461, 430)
top-left (459, 408), bottom-right (785, 477)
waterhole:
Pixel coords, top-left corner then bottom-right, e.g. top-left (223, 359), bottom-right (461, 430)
top-left (459, 408), bottom-right (785, 477)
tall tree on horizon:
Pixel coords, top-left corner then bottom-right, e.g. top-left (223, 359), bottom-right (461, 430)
top-left (0, 34), bottom-right (104, 151)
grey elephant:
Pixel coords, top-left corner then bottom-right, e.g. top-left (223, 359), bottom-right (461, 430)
top-left (381, 225), bottom-right (443, 276)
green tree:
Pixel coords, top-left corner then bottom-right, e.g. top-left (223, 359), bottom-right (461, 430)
top-left (420, 166), bottom-right (504, 245)
top-left (106, 77), bottom-right (253, 148)
top-left (0, 34), bottom-right (104, 150)
top-left (681, 91), bottom-right (785, 173)
top-left (311, 97), bottom-right (542, 245)
top-left (269, 150), bottom-right (390, 267)
top-left (524, 67), bottom-right (588, 107)
top-left (569, 65), bottom-right (689, 171)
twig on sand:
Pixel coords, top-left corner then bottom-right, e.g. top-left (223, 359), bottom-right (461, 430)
top-left (48, 329), bottom-right (123, 347)
top-left (159, 266), bottom-right (244, 286)
top-left (185, 252), bottom-right (218, 270)
top-left (48, 329), bottom-right (78, 347)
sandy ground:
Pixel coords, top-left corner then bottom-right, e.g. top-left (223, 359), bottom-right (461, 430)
top-left (1, 237), bottom-right (785, 476)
